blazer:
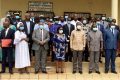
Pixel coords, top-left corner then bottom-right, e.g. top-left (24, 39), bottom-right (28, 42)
top-left (22, 20), bottom-right (35, 42)
top-left (32, 29), bottom-right (50, 50)
top-left (63, 24), bottom-right (75, 39)
top-left (87, 30), bottom-right (103, 51)
top-left (104, 28), bottom-right (119, 50)
top-left (97, 24), bottom-right (104, 33)
top-left (0, 28), bottom-right (15, 47)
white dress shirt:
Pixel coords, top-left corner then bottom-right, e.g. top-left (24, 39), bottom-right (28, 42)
top-left (26, 21), bottom-right (30, 34)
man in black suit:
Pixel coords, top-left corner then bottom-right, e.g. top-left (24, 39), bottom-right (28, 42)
top-left (63, 18), bottom-right (75, 62)
top-left (0, 18), bottom-right (15, 74)
top-left (22, 13), bottom-right (35, 60)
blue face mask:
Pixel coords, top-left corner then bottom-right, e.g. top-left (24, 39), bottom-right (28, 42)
top-left (15, 16), bottom-right (20, 19)
top-left (40, 25), bottom-right (44, 29)
top-left (19, 26), bottom-right (24, 31)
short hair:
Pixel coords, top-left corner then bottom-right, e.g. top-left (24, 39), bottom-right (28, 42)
top-left (57, 26), bottom-right (63, 33)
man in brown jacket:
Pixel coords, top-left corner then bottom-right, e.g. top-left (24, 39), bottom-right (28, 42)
top-left (70, 22), bottom-right (86, 74)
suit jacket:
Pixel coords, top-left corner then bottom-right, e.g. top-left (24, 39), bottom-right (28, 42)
top-left (22, 20), bottom-right (34, 43)
top-left (104, 28), bottom-right (119, 50)
top-left (0, 28), bottom-right (15, 48)
top-left (87, 30), bottom-right (103, 51)
top-left (97, 24), bottom-right (104, 34)
top-left (32, 29), bottom-right (50, 50)
top-left (63, 24), bottom-right (75, 39)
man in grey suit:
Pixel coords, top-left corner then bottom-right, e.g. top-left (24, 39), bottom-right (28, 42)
top-left (32, 22), bottom-right (50, 74)
top-left (87, 24), bottom-right (103, 74)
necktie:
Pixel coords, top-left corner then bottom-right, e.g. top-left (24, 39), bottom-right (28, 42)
top-left (112, 29), bottom-right (114, 35)
top-left (41, 29), bottom-right (43, 41)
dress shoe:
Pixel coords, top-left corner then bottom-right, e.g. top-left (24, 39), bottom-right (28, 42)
top-left (0, 71), bottom-right (5, 74)
top-left (96, 71), bottom-right (100, 74)
top-left (111, 71), bottom-right (117, 74)
top-left (79, 71), bottom-right (83, 74)
top-left (35, 71), bottom-right (39, 74)
top-left (105, 71), bottom-right (108, 74)
top-left (89, 71), bottom-right (92, 74)
top-left (42, 71), bottom-right (47, 74)
top-left (56, 71), bottom-right (59, 73)
top-left (61, 71), bottom-right (64, 73)
top-left (72, 71), bottom-right (76, 74)
top-left (65, 60), bottom-right (68, 62)
top-left (9, 71), bottom-right (13, 74)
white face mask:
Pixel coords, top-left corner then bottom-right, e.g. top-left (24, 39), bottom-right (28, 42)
top-left (96, 21), bottom-right (101, 24)
top-left (83, 20), bottom-right (87, 24)
top-left (93, 28), bottom-right (98, 31)
top-left (40, 25), bottom-right (44, 29)
top-left (59, 30), bottom-right (63, 34)
top-left (76, 25), bottom-right (82, 30)
top-left (111, 25), bottom-right (115, 29)
top-left (102, 17), bottom-right (106, 20)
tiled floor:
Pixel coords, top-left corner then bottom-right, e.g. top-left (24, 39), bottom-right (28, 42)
top-left (0, 57), bottom-right (120, 80)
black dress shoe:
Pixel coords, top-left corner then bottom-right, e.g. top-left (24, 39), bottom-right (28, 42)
top-left (9, 71), bottom-right (13, 74)
top-left (72, 71), bottom-right (76, 74)
top-left (65, 60), bottom-right (68, 62)
top-left (0, 71), bottom-right (5, 74)
top-left (89, 71), bottom-right (92, 74)
top-left (56, 71), bottom-right (59, 73)
top-left (35, 71), bottom-right (39, 74)
top-left (111, 71), bottom-right (117, 74)
top-left (96, 71), bottom-right (100, 74)
top-left (42, 71), bottom-right (47, 74)
top-left (61, 71), bottom-right (64, 73)
top-left (79, 71), bottom-right (83, 74)
top-left (105, 71), bottom-right (108, 74)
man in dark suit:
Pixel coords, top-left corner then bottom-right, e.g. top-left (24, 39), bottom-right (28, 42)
top-left (104, 23), bottom-right (119, 74)
top-left (0, 18), bottom-right (15, 74)
top-left (63, 18), bottom-right (75, 62)
top-left (22, 13), bottom-right (35, 60)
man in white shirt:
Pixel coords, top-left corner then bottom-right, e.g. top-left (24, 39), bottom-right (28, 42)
top-left (22, 13), bottom-right (35, 60)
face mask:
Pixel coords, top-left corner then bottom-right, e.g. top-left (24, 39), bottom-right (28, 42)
top-left (15, 16), bottom-right (20, 19)
top-left (40, 19), bottom-right (45, 23)
top-left (59, 30), bottom-right (63, 34)
top-left (96, 21), bottom-right (101, 24)
top-left (40, 25), bottom-right (44, 29)
top-left (67, 21), bottom-right (71, 24)
top-left (19, 26), bottom-right (24, 31)
top-left (83, 20), bottom-right (87, 24)
top-left (93, 28), bottom-right (98, 32)
top-left (76, 25), bottom-right (82, 30)
top-left (111, 25), bottom-right (115, 29)
top-left (102, 17), bottom-right (106, 20)
top-left (50, 19), bottom-right (53, 21)
top-left (55, 21), bottom-right (59, 24)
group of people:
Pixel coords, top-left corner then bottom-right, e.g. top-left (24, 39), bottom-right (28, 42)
top-left (0, 12), bottom-right (119, 75)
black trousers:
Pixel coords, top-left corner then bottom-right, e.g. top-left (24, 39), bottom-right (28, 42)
top-left (82, 43), bottom-right (89, 61)
top-left (2, 47), bottom-right (13, 72)
top-left (65, 42), bottom-right (73, 61)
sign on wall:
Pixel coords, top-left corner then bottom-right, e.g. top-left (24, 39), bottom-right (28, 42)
top-left (28, 1), bottom-right (53, 12)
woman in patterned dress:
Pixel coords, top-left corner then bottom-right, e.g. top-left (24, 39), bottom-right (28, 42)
top-left (53, 26), bottom-right (68, 73)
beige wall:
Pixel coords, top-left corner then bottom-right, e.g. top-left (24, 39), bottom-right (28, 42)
top-left (0, 0), bottom-right (1, 18)
top-left (1, 0), bottom-right (111, 19)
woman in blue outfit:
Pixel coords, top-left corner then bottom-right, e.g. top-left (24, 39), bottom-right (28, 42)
top-left (53, 26), bottom-right (68, 73)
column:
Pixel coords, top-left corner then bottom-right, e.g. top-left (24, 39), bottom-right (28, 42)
top-left (111, 0), bottom-right (118, 24)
